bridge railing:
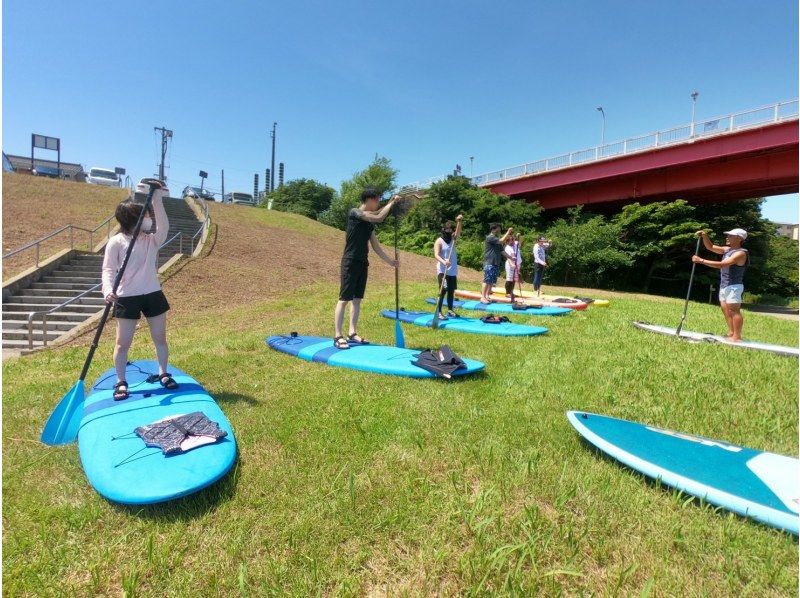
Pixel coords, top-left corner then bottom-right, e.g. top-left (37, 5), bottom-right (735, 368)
top-left (402, 99), bottom-right (799, 191)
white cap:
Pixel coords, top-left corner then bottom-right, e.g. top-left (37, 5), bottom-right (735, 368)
top-left (723, 228), bottom-right (748, 240)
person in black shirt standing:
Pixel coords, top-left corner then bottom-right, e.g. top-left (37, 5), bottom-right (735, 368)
top-left (334, 188), bottom-right (399, 349)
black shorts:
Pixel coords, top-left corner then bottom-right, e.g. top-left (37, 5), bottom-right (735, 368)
top-left (113, 290), bottom-right (170, 320)
top-left (339, 259), bottom-right (369, 301)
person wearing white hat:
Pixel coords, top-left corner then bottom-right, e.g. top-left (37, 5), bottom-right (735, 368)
top-left (691, 228), bottom-right (749, 342)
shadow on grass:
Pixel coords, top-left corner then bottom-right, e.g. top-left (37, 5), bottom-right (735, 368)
top-left (111, 458), bottom-right (242, 522)
top-left (214, 391), bottom-right (260, 407)
top-left (575, 437), bottom-right (798, 540)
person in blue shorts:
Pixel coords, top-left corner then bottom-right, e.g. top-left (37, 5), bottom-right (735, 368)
top-left (480, 223), bottom-right (513, 303)
top-left (691, 228), bottom-right (749, 342)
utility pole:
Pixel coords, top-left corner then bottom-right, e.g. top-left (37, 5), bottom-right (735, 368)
top-left (154, 126), bottom-right (173, 183)
top-left (596, 107), bottom-right (605, 146)
top-left (270, 122), bottom-right (277, 192)
top-left (221, 169), bottom-right (225, 202)
top-left (690, 91), bottom-right (699, 137)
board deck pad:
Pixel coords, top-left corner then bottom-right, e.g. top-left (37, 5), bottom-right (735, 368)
top-left (633, 321), bottom-right (799, 358)
top-left (78, 361), bottom-right (237, 505)
top-left (455, 289), bottom-right (588, 310)
top-left (267, 334), bottom-right (485, 378)
top-left (381, 309), bottom-right (548, 336)
top-left (426, 298), bottom-right (571, 317)
top-left (567, 411), bottom-right (799, 535)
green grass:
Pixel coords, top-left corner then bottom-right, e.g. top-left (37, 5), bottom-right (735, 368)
top-left (3, 284), bottom-right (798, 595)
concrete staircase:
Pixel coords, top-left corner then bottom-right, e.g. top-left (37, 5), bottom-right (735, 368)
top-left (2, 197), bottom-right (204, 352)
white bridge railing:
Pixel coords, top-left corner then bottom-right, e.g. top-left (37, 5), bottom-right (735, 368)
top-left (400, 99), bottom-right (799, 192)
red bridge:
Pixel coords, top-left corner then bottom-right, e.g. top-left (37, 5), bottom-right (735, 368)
top-left (406, 100), bottom-right (799, 210)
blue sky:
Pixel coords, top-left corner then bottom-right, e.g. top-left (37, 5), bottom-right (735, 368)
top-left (3, 0), bottom-right (798, 222)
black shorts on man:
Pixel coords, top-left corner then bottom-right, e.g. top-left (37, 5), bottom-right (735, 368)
top-left (339, 259), bottom-right (369, 301)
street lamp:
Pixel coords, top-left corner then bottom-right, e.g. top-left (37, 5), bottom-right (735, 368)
top-left (596, 106), bottom-right (605, 146)
top-left (470, 156), bottom-right (474, 178)
top-left (690, 91), bottom-right (699, 137)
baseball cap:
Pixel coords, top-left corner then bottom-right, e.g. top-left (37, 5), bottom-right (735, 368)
top-left (723, 228), bottom-right (748, 240)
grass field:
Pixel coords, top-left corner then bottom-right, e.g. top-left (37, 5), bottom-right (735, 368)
top-left (3, 277), bottom-right (798, 595)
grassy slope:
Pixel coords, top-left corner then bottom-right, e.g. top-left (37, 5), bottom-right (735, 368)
top-left (2, 173), bottom-right (128, 279)
top-left (2, 200), bottom-right (798, 595)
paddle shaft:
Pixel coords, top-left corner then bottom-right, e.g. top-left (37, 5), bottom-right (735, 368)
top-left (78, 186), bottom-right (158, 381)
top-left (677, 236), bottom-right (702, 335)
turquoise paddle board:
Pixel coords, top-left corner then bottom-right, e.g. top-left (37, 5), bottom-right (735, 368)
top-left (267, 334), bottom-right (485, 378)
top-left (381, 309), bottom-right (548, 336)
top-left (78, 361), bottom-right (237, 505)
top-left (567, 411), bottom-right (799, 535)
top-left (425, 298), bottom-right (571, 316)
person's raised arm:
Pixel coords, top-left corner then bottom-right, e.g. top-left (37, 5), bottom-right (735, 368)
top-left (369, 231), bottom-right (398, 267)
top-left (695, 230), bottom-right (725, 255)
top-left (454, 214), bottom-right (463, 239)
top-left (152, 188), bottom-right (170, 246)
top-left (499, 227), bottom-right (513, 244)
top-left (358, 196), bottom-right (398, 223)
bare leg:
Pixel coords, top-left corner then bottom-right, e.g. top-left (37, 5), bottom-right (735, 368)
top-left (335, 300), bottom-right (349, 338)
top-left (728, 303), bottom-right (744, 342)
top-left (348, 298), bottom-right (361, 336)
top-left (146, 312), bottom-right (169, 374)
top-left (719, 302), bottom-right (734, 337)
top-left (114, 318), bottom-right (138, 383)
top-left (480, 282), bottom-right (491, 302)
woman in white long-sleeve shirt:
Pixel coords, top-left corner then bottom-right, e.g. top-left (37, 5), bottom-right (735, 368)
top-left (102, 180), bottom-right (177, 400)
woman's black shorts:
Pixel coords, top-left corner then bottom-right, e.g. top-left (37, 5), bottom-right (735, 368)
top-left (113, 290), bottom-right (170, 320)
top-left (339, 258), bottom-right (369, 301)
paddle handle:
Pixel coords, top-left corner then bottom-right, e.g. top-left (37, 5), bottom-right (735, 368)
top-left (677, 236), bottom-right (702, 335)
top-left (78, 185), bottom-right (158, 381)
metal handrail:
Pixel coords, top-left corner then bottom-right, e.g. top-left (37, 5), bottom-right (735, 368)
top-left (23, 200), bottom-right (212, 350)
top-left (402, 99), bottom-right (799, 191)
top-left (3, 214), bottom-right (116, 270)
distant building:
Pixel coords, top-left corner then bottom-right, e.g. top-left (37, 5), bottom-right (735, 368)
top-left (775, 222), bottom-right (799, 241)
top-left (4, 153), bottom-right (85, 181)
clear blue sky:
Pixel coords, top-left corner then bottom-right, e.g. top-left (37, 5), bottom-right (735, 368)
top-left (3, 0), bottom-right (798, 222)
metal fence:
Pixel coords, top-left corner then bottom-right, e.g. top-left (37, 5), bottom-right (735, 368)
top-left (401, 99), bottom-right (799, 191)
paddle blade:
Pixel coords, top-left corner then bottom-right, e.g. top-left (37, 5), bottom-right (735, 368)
top-left (395, 319), bottom-right (406, 348)
top-left (41, 380), bottom-right (85, 446)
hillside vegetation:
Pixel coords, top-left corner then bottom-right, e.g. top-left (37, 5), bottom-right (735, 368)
top-left (2, 174), bottom-right (128, 278)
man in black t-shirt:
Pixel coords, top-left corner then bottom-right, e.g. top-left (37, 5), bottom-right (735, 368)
top-left (334, 188), bottom-right (399, 349)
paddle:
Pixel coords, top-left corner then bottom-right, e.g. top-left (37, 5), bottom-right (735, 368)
top-left (432, 222), bottom-right (459, 330)
top-left (393, 201), bottom-right (405, 348)
top-left (676, 235), bottom-right (702, 336)
top-left (41, 183), bottom-right (159, 445)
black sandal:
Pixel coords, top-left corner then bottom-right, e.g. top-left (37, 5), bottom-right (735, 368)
top-left (347, 333), bottom-right (369, 344)
top-left (333, 336), bottom-right (350, 350)
top-left (113, 381), bottom-right (129, 401)
top-left (146, 372), bottom-right (179, 389)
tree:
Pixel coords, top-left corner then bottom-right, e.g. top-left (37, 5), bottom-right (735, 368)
top-left (544, 207), bottom-right (633, 287)
top-left (318, 155), bottom-right (398, 230)
top-left (264, 178), bottom-right (335, 219)
top-left (613, 200), bottom-right (704, 292)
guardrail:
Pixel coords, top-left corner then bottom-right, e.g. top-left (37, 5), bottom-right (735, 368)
top-left (401, 99), bottom-right (799, 191)
top-left (22, 200), bottom-right (211, 351)
top-left (3, 215), bottom-right (116, 271)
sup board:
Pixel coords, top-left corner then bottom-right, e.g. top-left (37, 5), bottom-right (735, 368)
top-left (381, 309), bottom-right (548, 336)
top-left (567, 411), bottom-right (799, 535)
top-left (425, 298), bottom-right (571, 316)
top-left (266, 334), bottom-right (485, 378)
top-left (455, 289), bottom-right (588, 310)
top-left (78, 361), bottom-right (237, 505)
top-left (633, 321), bottom-right (799, 358)
top-left (492, 287), bottom-right (610, 307)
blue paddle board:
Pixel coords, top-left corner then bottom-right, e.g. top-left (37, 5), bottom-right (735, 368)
top-left (425, 298), bottom-right (571, 316)
top-left (567, 411), bottom-right (799, 535)
top-left (381, 309), bottom-right (548, 337)
top-left (267, 334), bottom-right (485, 378)
top-left (78, 361), bottom-right (237, 505)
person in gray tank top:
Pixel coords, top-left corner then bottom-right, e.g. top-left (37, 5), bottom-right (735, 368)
top-left (692, 228), bottom-right (749, 342)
